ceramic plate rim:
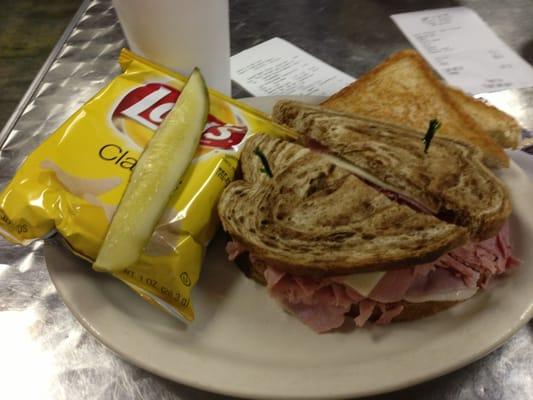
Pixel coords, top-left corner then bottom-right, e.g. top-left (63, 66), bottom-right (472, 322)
top-left (45, 95), bottom-right (533, 399)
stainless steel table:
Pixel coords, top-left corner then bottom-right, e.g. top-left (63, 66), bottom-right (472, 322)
top-left (1, 0), bottom-right (531, 399)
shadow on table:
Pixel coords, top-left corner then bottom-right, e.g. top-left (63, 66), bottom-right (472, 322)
top-left (521, 39), bottom-right (533, 65)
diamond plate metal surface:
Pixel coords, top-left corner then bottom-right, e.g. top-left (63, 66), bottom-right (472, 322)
top-left (0, 0), bottom-right (531, 399)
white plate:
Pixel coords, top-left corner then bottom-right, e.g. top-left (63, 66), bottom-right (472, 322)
top-left (45, 96), bottom-right (533, 399)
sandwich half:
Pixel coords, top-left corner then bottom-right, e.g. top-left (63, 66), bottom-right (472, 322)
top-left (218, 132), bottom-right (517, 333)
top-left (273, 101), bottom-right (512, 240)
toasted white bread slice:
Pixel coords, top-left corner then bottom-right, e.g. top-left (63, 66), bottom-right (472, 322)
top-left (321, 50), bottom-right (510, 168)
top-left (445, 85), bottom-right (521, 148)
top-left (218, 134), bottom-right (468, 276)
top-left (272, 100), bottom-right (512, 240)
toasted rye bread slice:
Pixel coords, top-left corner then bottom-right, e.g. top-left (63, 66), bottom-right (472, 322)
top-left (218, 134), bottom-right (468, 276)
top-left (272, 100), bottom-right (512, 240)
top-left (445, 85), bottom-right (521, 149)
top-left (235, 254), bottom-right (462, 323)
top-left (321, 50), bottom-right (509, 168)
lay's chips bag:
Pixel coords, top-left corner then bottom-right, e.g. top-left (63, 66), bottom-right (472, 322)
top-left (0, 49), bottom-right (296, 321)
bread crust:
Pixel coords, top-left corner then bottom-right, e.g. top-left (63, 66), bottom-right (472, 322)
top-left (322, 49), bottom-right (509, 168)
top-left (445, 85), bottom-right (522, 149)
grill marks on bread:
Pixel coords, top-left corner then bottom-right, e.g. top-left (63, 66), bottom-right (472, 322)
top-left (272, 101), bottom-right (512, 240)
top-left (218, 135), bottom-right (468, 276)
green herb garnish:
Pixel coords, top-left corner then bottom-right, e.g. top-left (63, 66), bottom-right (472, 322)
top-left (422, 119), bottom-right (441, 154)
top-left (253, 147), bottom-right (273, 177)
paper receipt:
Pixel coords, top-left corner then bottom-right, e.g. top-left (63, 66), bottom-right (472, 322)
top-left (231, 37), bottom-right (354, 96)
top-left (391, 7), bottom-right (533, 94)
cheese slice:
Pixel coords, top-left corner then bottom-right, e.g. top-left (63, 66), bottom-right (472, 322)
top-left (321, 154), bottom-right (402, 195)
top-left (332, 271), bottom-right (386, 297)
top-left (321, 153), bottom-right (436, 214)
top-left (332, 271), bottom-right (479, 302)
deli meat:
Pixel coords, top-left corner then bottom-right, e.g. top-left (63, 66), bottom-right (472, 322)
top-left (368, 268), bottom-right (415, 303)
top-left (261, 223), bottom-right (517, 333)
top-left (283, 301), bottom-right (350, 333)
top-left (226, 241), bottom-right (247, 261)
top-left (375, 303), bottom-right (405, 325)
top-left (354, 300), bottom-right (376, 327)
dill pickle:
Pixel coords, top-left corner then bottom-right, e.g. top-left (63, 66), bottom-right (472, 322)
top-left (93, 69), bottom-right (209, 272)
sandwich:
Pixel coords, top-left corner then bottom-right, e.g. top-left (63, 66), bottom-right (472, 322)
top-left (321, 49), bottom-right (522, 168)
top-left (217, 107), bottom-right (517, 333)
top-left (272, 101), bottom-right (511, 240)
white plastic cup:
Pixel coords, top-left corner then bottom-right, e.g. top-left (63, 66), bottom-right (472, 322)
top-left (113, 0), bottom-right (231, 96)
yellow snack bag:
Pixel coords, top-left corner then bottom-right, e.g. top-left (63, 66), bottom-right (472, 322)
top-left (0, 49), bottom-right (295, 321)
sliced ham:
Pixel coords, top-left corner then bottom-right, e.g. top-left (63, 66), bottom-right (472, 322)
top-left (293, 276), bottom-right (323, 300)
top-left (264, 267), bottom-right (285, 290)
top-left (353, 301), bottom-right (406, 327)
top-left (404, 267), bottom-right (478, 303)
top-left (236, 223), bottom-right (518, 333)
top-left (413, 263), bottom-right (435, 277)
top-left (435, 254), bottom-right (480, 288)
top-left (354, 300), bottom-right (376, 327)
top-left (269, 274), bottom-right (316, 305)
top-left (225, 241), bottom-right (247, 261)
top-left (345, 286), bottom-right (365, 303)
top-left (368, 268), bottom-right (414, 303)
top-left (267, 272), bottom-right (353, 333)
top-left (269, 273), bottom-right (353, 310)
top-left (283, 301), bottom-right (349, 333)
top-left (376, 304), bottom-right (405, 325)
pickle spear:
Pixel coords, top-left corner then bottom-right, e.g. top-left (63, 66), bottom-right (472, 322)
top-left (93, 69), bottom-right (209, 272)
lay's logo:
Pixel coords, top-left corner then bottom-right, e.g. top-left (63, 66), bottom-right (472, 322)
top-left (112, 83), bottom-right (247, 150)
